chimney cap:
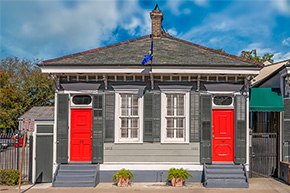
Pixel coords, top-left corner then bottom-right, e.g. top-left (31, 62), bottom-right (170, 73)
top-left (154, 3), bottom-right (160, 10)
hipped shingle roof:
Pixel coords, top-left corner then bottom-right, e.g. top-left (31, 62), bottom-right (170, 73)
top-left (43, 34), bottom-right (262, 68)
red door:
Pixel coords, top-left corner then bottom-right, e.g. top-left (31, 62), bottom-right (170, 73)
top-left (70, 109), bottom-right (92, 161)
top-left (212, 109), bottom-right (234, 162)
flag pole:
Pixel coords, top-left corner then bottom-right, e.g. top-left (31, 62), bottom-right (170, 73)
top-left (150, 35), bottom-right (154, 89)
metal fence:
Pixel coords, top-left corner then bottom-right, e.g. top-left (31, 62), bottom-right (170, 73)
top-left (0, 132), bottom-right (33, 183)
top-left (250, 133), bottom-right (278, 178)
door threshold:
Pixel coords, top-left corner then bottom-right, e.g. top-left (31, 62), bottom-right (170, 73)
top-left (69, 161), bottom-right (92, 164)
top-left (212, 162), bottom-right (235, 165)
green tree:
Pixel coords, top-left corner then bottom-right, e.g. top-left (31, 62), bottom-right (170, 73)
top-left (216, 48), bottom-right (226, 53)
top-left (0, 57), bottom-right (55, 130)
top-left (240, 49), bottom-right (274, 63)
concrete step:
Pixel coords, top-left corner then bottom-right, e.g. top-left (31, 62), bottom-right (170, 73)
top-left (53, 181), bottom-right (96, 187)
top-left (204, 163), bottom-right (248, 188)
top-left (205, 181), bottom-right (249, 188)
top-left (206, 178), bottom-right (246, 183)
top-left (59, 165), bottom-right (98, 171)
top-left (206, 169), bottom-right (244, 174)
top-left (55, 175), bottom-right (95, 182)
top-left (206, 165), bottom-right (244, 170)
top-left (57, 170), bottom-right (96, 175)
top-left (53, 164), bottom-right (99, 187)
top-left (207, 173), bottom-right (246, 179)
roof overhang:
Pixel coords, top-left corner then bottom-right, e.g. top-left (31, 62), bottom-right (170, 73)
top-left (40, 65), bottom-right (260, 75)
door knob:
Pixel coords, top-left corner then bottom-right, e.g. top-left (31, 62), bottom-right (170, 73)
top-left (212, 135), bottom-right (214, 138)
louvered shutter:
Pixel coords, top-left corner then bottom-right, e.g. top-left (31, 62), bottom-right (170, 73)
top-left (104, 93), bottom-right (115, 142)
top-left (56, 93), bottom-right (69, 164)
top-left (200, 94), bottom-right (212, 164)
top-left (92, 94), bottom-right (104, 163)
top-left (283, 98), bottom-right (290, 162)
top-left (190, 92), bottom-right (200, 142)
top-left (143, 91), bottom-right (161, 142)
top-left (234, 94), bottom-right (247, 164)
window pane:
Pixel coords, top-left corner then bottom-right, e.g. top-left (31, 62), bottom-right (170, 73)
top-left (121, 96), bottom-right (127, 108)
top-left (132, 118), bottom-right (138, 127)
top-left (167, 118), bottom-right (173, 127)
top-left (167, 129), bottom-right (174, 138)
top-left (132, 107), bottom-right (138, 116)
top-left (121, 108), bottom-right (126, 116)
top-left (132, 95), bottom-right (138, 106)
top-left (121, 118), bottom-right (128, 127)
top-left (121, 128), bottom-right (128, 138)
top-left (176, 129), bottom-right (184, 138)
top-left (131, 128), bottom-right (138, 138)
top-left (72, 95), bottom-right (92, 105)
top-left (176, 118), bottom-right (184, 127)
top-left (213, 96), bottom-right (233, 106)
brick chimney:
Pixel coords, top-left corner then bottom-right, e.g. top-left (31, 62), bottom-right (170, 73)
top-left (150, 9), bottom-right (163, 40)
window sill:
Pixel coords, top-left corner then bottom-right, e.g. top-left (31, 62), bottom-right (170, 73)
top-left (114, 141), bottom-right (143, 144)
top-left (160, 141), bottom-right (190, 144)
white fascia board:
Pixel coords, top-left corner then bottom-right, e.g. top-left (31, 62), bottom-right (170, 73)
top-left (100, 163), bottom-right (203, 171)
top-left (41, 66), bottom-right (260, 75)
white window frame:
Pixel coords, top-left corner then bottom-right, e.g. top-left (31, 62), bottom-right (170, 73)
top-left (115, 90), bottom-right (143, 143)
top-left (161, 91), bottom-right (190, 143)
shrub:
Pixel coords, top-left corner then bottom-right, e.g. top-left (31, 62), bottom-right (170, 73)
top-left (0, 169), bottom-right (20, 185)
top-left (167, 168), bottom-right (193, 181)
top-left (112, 168), bottom-right (134, 184)
top-left (0, 124), bottom-right (6, 133)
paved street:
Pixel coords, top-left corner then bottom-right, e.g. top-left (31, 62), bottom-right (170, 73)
top-left (1, 178), bottom-right (290, 193)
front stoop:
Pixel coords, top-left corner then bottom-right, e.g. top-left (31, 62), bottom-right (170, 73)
top-left (52, 163), bottom-right (99, 187)
top-left (203, 164), bottom-right (249, 188)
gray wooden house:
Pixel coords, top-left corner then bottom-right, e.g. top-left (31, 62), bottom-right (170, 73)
top-left (39, 8), bottom-right (262, 188)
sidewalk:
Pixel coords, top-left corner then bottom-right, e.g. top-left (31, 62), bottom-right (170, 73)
top-left (1, 178), bottom-right (290, 193)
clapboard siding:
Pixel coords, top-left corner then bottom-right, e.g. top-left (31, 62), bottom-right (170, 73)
top-left (104, 143), bottom-right (199, 162)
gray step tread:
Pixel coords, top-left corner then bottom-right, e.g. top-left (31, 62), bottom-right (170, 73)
top-left (207, 173), bottom-right (246, 179)
top-left (53, 182), bottom-right (96, 187)
top-left (206, 169), bottom-right (244, 174)
top-left (205, 182), bottom-right (249, 188)
top-left (206, 178), bottom-right (246, 183)
top-left (206, 165), bottom-right (243, 169)
top-left (55, 176), bottom-right (95, 181)
top-left (57, 171), bottom-right (96, 175)
top-left (59, 167), bottom-right (97, 170)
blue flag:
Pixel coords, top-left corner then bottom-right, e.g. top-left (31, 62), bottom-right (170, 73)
top-left (142, 39), bottom-right (153, 65)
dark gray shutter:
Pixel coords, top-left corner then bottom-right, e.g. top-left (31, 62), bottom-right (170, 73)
top-left (92, 94), bottom-right (104, 163)
top-left (104, 93), bottom-right (115, 142)
top-left (190, 92), bottom-right (200, 142)
top-left (143, 90), bottom-right (161, 142)
top-left (283, 98), bottom-right (290, 162)
top-left (56, 93), bottom-right (69, 164)
top-left (200, 94), bottom-right (212, 164)
top-left (234, 94), bottom-right (247, 164)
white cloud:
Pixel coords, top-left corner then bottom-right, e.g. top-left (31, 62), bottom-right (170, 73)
top-left (282, 37), bottom-right (290, 46)
top-left (272, 0), bottom-right (290, 16)
top-left (165, 0), bottom-right (207, 15)
top-left (241, 42), bottom-right (275, 56)
top-left (1, 0), bottom-right (151, 59)
top-left (168, 28), bottom-right (178, 36)
top-left (273, 52), bottom-right (290, 62)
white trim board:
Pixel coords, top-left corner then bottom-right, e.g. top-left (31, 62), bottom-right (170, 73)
top-left (100, 163), bottom-right (249, 171)
top-left (41, 66), bottom-right (260, 75)
top-left (100, 164), bottom-right (203, 171)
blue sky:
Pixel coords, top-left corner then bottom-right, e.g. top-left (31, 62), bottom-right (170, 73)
top-left (1, 0), bottom-right (290, 63)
